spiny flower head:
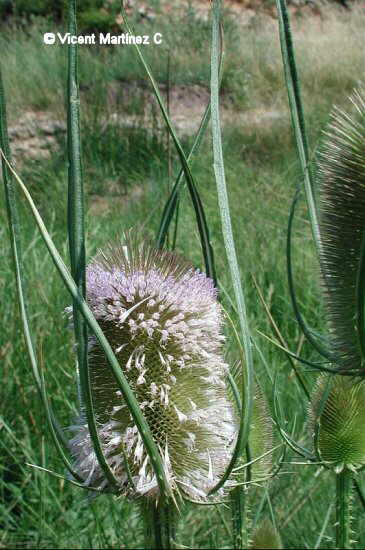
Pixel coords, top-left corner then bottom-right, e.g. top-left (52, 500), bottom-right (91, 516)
top-left (318, 89), bottom-right (365, 373)
top-left (229, 362), bottom-right (273, 482)
top-left (248, 384), bottom-right (274, 481)
top-left (309, 375), bottom-right (365, 472)
top-left (250, 518), bottom-right (282, 549)
top-left (69, 234), bottom-right (236, 499)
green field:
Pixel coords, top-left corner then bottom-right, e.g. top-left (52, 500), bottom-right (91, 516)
top-left (1, 2), bottom-right (365, 548)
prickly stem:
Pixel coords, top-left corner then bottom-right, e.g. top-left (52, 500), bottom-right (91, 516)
top-left (336, 469), bottom-right (353, 549)
top-left (142, 498), bottom-right (176, 549)
top-left (230, 486), bottom-right (248, 549)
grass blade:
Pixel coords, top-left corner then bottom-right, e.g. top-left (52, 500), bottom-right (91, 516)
top-left (1, 154), bottom-right (171, 498)
top-left (208, 0), bottom-right (253, 494)
top-left (275, 0), bottom-right (322, 257)
top-left (314, 503), bottom-right (333, 549)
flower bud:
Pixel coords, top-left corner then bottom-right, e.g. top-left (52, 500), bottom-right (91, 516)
top-left (310, 375), bottom-right (365, 470)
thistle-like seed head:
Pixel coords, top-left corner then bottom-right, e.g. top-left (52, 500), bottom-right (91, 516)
top-left (229, 362), bottom-right (273, 482)
top-left (309, 375), bottom-right (365, 471)
top-left (248, 384), bottom-right (274, 480)
top-left (318, 89), bottom-right (365, 372)
top-left (250, 518), bottom-right (282, 549)
top-left (68, 234), bottom-right (236, 499)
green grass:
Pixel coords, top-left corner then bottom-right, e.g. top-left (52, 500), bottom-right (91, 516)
top-left (2, 3), bottom-right (365, 549)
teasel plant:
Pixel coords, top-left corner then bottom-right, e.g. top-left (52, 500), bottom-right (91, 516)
top-left (0, 0), bottom-right (276, 548)
top-left (273, 0), bottom-right (365, 548)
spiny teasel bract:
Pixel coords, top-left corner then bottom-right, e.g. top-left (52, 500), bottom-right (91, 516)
top-left (68, 234), bottom-right (236, 499)
top-left (317, 89), bottom-right (365, 372)
top-left (309, 374), bottom-right (365, 471)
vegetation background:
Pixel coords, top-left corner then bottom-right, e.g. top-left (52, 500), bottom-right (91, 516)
top-left (1, 0), bottom-right (365, 548)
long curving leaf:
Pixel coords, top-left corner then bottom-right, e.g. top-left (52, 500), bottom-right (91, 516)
top-left (66, 0), bottom-right (120, 489)
top-left (275, 0), bottom-right (322, 257)
top-left (317, 90), bottom-right (365, 373)
top-left (156, 99), bottom-right (211, 251)
top-left (287, 189), bottom-right (335, 363)
top-left (156, 24), bottom-right (224, 250)
top-left (208, 0), bottom-right (253, 494)
top-left (120, 2), bottom-right (216, 282)
top-left (1, 154), bottom-right (171, 498)
top-left (257, 330), bottom-right (355, 374)
top-left (0, 66), bottom-right (84, 481)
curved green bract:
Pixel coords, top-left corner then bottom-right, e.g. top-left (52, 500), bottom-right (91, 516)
top-left (156, 25), bottom-right (224, 252)
top-left (1, 157), bottom-right (171, 499)
top-left (287, 189), bottom-right (335, 363)
top-left (0, 66), bottom-right (83, 482)
top-left (275, 0), bottom-right (322, 258)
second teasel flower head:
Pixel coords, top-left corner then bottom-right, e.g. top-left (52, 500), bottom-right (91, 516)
top-left (69, 234), bottom-right (236, 499)
top-left (309, 375), bottom-right (365, 472)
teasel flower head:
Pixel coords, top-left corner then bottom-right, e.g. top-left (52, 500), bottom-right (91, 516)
top-left (309, 375), bottom-right (365, 472)
top-left (68, 234), bottom-right (236, 499)
top-left (250, 518), bottom-right (282, 549)
top-left (248, 383), bottom-right (274, 481)
top-left (229, 361), bottom-right (273, 482)
top-left (317, 89), bottom-right (365, 373)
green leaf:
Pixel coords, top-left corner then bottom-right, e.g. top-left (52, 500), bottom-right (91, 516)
top-left (156, 25), bottom-right (224, 251)
top-left (287, 188), bottom-right (335, 362)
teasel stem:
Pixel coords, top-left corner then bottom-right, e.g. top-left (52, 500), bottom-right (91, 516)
top-left (230, 443), bottom-right (251, 549)
top-left (142, 498), bottom-right (176, 549)
top-left (67, 0), bottom-right (87, 359)
top-left (66, 0), bottom-right (122, 488)
top-left (230, 487), bottom-right (248, 549)
top-left (336, 469), bottom-right (353, 549)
